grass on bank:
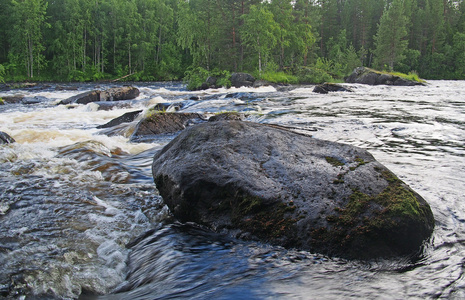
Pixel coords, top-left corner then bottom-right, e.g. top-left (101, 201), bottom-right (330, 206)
top-left (258, 71), bottom-right (298, 84)
top-left (388, 71), bottom-right (425, 83)
top-left (370, 68), bottom-right (425, 83)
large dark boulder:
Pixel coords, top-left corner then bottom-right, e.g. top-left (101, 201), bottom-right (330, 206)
top-left (345, 67), bottom-right (425, 86)
top-left (230, 73), bottom-right (255, 88)
top-left (0, 131), bottom-right (15, 144)
top-left (59, 86), bottom-right (140, 105)
top-left (152, 121), bottom-right (435, 259)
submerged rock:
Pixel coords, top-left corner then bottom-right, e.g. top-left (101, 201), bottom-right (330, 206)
top-left (152, 121), bottom-right (434, 259)
top-left (313, 83), bottom-right (353, 94)
top-left (345, 67), bottom-right (425, 86)
top-left (2, 95), bottom-right (25, 104)
top-left (0, 131), bottom-right (15, 144)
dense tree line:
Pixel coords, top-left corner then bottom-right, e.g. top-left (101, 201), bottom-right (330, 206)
top-left (1, 0), bottom-right (465, 82)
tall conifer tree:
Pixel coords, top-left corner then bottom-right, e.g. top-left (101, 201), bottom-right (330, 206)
top-left (9, 0), bottom-right (49, 78)
top-left (373, 0), bottom-right (409, 70)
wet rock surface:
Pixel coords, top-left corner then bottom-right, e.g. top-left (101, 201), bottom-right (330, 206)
top-left (0, 131), bottom-right (15, 144)
top-left (313, 83), bottom-right (353, 94)
top-left (231, 73), bottom-right (255, 88)
top-left (59, 86), bottom-right (140, 105)
top-left (130, 112), bottom-right (206, 142)
top-left (97, 110), bottom-right (143, 129)
top-left (152, 121), bottom-right (435, 259)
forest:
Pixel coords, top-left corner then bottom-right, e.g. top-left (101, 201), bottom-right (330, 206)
top-left (1, 0), bottom-right (465, 84)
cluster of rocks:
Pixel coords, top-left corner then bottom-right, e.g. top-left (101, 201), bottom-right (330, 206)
top-left (58, 86), bottom-right (140, 105)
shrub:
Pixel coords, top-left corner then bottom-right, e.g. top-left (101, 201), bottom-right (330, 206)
top-left (184, 66), bottom-right (210, 90)
top-left (260, 71), bottom-right (298, 84)
top-left (210, 69), bottom-right (231, 88)
top-left (184, 67), bottom-right (231, 90)
top-left (296, 67), bottom-right (333, 84)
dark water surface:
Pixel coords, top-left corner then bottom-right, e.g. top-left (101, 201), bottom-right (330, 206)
top-left (0, 81), bottom-right (464, 299)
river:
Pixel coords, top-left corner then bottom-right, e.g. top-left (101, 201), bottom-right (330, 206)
top-left (0, 81), bottom-right (464, 299)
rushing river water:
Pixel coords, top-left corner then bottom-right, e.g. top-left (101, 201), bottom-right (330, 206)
top-left (0, 81), bottom-right (464, 299)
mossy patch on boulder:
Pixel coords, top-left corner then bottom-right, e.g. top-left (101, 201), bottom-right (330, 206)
top-left (345, 67), bottom-right (426, 86)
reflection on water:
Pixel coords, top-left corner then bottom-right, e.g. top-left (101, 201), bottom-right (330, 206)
top-left (0, 81), bottom-right (465, 299)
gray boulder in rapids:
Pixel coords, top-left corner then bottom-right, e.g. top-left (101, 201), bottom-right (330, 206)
top-left (152, 121), bottom-right (434, 259)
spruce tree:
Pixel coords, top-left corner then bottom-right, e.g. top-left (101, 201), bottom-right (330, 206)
top-left (373, 0), bottom-right (409, 70)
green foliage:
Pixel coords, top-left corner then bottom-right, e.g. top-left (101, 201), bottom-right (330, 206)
top-left (184, 67), bottom-right (231, 90)
top-left (373, 0), bottom-right (408, 71)
top-left (240, 4), bottom-right (279, 73)
top-left (396, 49), bottom-right (421, 75)
top-left (9, 0), bottom-right (49, 78)
top-left (296, 66), bottom-right (333, 84)
top-left (453, 32), bottom-right (465, 79)
top-left (260, 71), bottom-right (298, 84)
top-left (0, 0), bottom-right (464, 82)
top-left (0, 64), bottom-right (4, 83)
top-left (389, 71), bottom-right (423, 83)
top-left (314, 57), bottom-right (345, 79)
top-left (184, 66), bottom-right (209, 90)
top-left (369, 68), bottom-right (425, 83)
top-left (211, 69), bottom-right (231, 88)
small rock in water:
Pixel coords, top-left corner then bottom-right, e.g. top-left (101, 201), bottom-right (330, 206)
top-left (313, 83), bottom-right (353, 94)
top-left (0, 131), bottom-right (15, 144)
